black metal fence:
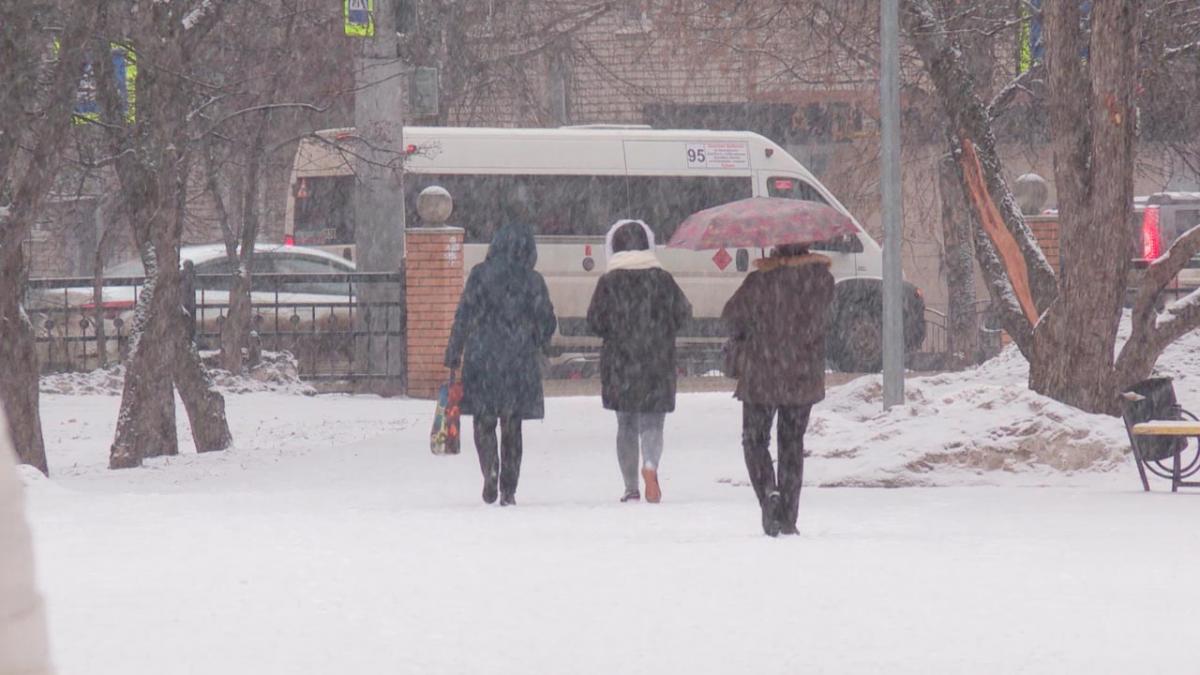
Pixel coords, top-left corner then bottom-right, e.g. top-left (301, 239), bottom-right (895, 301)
top-left (26, 271), bottom-right (406, 386)
top-left (912, 301), bottom-right (1004, 370)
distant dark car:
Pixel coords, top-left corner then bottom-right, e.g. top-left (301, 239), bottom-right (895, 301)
top-left (1132, 192), bottom-right (1200, 284)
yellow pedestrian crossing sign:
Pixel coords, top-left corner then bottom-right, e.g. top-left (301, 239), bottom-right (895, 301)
top-left (344, 0), bottom-right (374, 37)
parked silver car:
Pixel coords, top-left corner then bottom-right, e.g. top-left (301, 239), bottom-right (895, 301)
top-left (28, 244), bottom-right (359, 368)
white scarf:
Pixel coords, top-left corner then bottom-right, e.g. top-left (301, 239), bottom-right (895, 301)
top-left (607, 249), bottom-right (663, 272)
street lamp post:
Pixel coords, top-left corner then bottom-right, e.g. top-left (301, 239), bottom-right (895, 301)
top-left (880, 0), bottom-right (905, 409)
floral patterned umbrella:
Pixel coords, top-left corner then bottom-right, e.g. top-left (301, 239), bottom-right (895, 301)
top-left (667, 197), bottom-right (858, 250)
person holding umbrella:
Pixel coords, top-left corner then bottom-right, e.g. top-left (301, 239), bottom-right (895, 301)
top-left (587, 220), bottom-right (692, 503)
top-left (668, 197), bottom-right (849, 536)
top-left (444, 222), bottom-right (557, 507)
top-left (722, 243), bottom-right (833, 536)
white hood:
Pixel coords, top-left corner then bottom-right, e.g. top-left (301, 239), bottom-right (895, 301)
top-left (603, 219), bottom-right (657, 259)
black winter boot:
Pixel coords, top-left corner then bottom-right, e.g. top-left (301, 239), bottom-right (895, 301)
top-left (762, 491), bottom-right (782, 537)
top-left (482, 471), bottom-right (499, 505)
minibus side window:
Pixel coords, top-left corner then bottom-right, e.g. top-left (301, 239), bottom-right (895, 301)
top-left (625, 176), bottom-right (753, 242)
top-left (1175, 209), bottom-right (1200, 242)
top-left (405, 174), bottom-right (628, 242)
top-left (767, 176), bottom-right (827, 204)
top-left (294, 176), bottom-right (355, 245)
top-left (767, 176), bottom-right (861, 253)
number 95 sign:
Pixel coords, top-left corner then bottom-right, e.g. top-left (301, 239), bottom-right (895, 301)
top-left (686, 142), bottom-right (750, 169)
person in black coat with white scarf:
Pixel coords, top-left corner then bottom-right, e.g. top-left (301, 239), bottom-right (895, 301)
top-left (587, 220), bottom-right (692, 502)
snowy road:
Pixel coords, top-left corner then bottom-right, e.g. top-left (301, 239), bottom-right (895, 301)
top-left (22, 391), bottom-right (1200, 674)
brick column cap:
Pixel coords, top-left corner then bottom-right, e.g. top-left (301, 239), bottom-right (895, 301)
top-left (405, 226), bottom-right (465, 236)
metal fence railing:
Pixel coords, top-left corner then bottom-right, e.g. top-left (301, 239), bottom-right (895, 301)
top-left (912, 301), bottom-right (1003, 370)
top-left (25, 271), bottom-right (406, 385)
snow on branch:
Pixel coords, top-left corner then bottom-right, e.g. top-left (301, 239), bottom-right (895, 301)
top-left (1157, 287), bottom-right (1200, 336)
top-left (988, 64), bottom-right (1042, 120)
top-left (1164, 41), bottom-right (1200, 60)
top-left (182, 0), bottom-right (215, 30)
top-left (1120, 226), bottom-right (1200, 369)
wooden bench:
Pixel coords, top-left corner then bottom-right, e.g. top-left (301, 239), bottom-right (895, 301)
top-left (1132, 420), bottom-right (1200, 436)
top-left (1121, 377), bottom-right (1200, 492)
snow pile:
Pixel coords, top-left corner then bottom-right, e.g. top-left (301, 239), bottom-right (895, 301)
top-left (40, 351), bottom-right (314, 397)
top-left (799, 323), bottom-right (1200, 486)
top-left (803, 347), bottom-right (1129, 486)
top-left (39, 367), bottom-right (126, 397)
top-left (202, 351), bottom-right (316, 396)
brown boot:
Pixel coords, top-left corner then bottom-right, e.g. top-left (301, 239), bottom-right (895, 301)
top-left (642, 467), bottom-right (662, 503)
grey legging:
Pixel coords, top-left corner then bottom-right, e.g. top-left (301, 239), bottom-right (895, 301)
top-left (615, 412), bottom-right (665, 493)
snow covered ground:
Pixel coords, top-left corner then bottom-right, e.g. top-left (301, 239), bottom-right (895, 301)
top-left (19, 336), bottom-right (1200, 673)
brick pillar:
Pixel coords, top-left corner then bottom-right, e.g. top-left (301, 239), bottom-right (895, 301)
top-left (1027, 214), bottom-right (1060, 273)
top-left (405, 227), bottom-right (465, 399)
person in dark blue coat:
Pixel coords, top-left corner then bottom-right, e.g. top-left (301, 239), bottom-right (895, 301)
top-left (444, 222), bottom-right (557, 506)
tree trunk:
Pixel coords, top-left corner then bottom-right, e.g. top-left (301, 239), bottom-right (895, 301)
top-left (1027, 0), bottom-right (1140, 415)
top-left (166, 154), bottom-right (233, 455)
top-left (906, 0), bottom-right (1143, 415)
top-left (109, 247), bottom-right (179, 468)
top-left (175, 311), bottom-right (233, 453)
top-left (938, 153), bottom-right (980, 368)
top-left (104, 25), bottom-right (235, 466)
top-left (0, 297), bottom-right (47, 475)
top-left (219, 100), bottom-right (274, 374)
top-left (902, 0), bottom-right (1058, 353)
top-left (0, 7), bottom-right (100, 475)
top-left (91, 221), bottom-right (115, 369)
top-left (219, 271), bottom-right (252, 373)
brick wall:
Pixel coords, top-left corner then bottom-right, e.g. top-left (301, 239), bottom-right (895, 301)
top-left (1027, 215), bottom-right (1060, 273)
top-left (405, 227), bottom-right (465, 399)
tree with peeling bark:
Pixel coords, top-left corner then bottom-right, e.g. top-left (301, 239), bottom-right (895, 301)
top-left (91, 1), bottom-right (234, 469)
top-left (903, 0), bottom-right (1200, 413)
top-left (0, 3), bottom-right (104, 474)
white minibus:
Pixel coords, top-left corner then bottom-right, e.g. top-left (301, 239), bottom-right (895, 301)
top-left (283, 125), bottom-right (925, 372)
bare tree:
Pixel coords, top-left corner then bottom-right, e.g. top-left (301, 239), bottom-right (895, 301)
top-left (401, 1), bottom-right (616, 126)
top-left (904, 0), bottom-right (1200, 412)
top-left (93, 1), bottom-right (234, 468)
top-left (0, 3), bottom-right (103, 474)
top-left (203, 1), bottom-right (306, 374)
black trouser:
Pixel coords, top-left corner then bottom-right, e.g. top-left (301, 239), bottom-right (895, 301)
top-left (474, 415), bottom-right (523, 497)
top-left (742, 403), bottom-right (812, 529)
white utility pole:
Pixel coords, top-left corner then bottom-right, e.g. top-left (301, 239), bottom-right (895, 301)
top-left (880, 0), bottom-right (905, 409)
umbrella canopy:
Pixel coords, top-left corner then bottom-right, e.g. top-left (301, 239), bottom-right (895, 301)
top-left (667, 197), bottom-right (858, 250)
